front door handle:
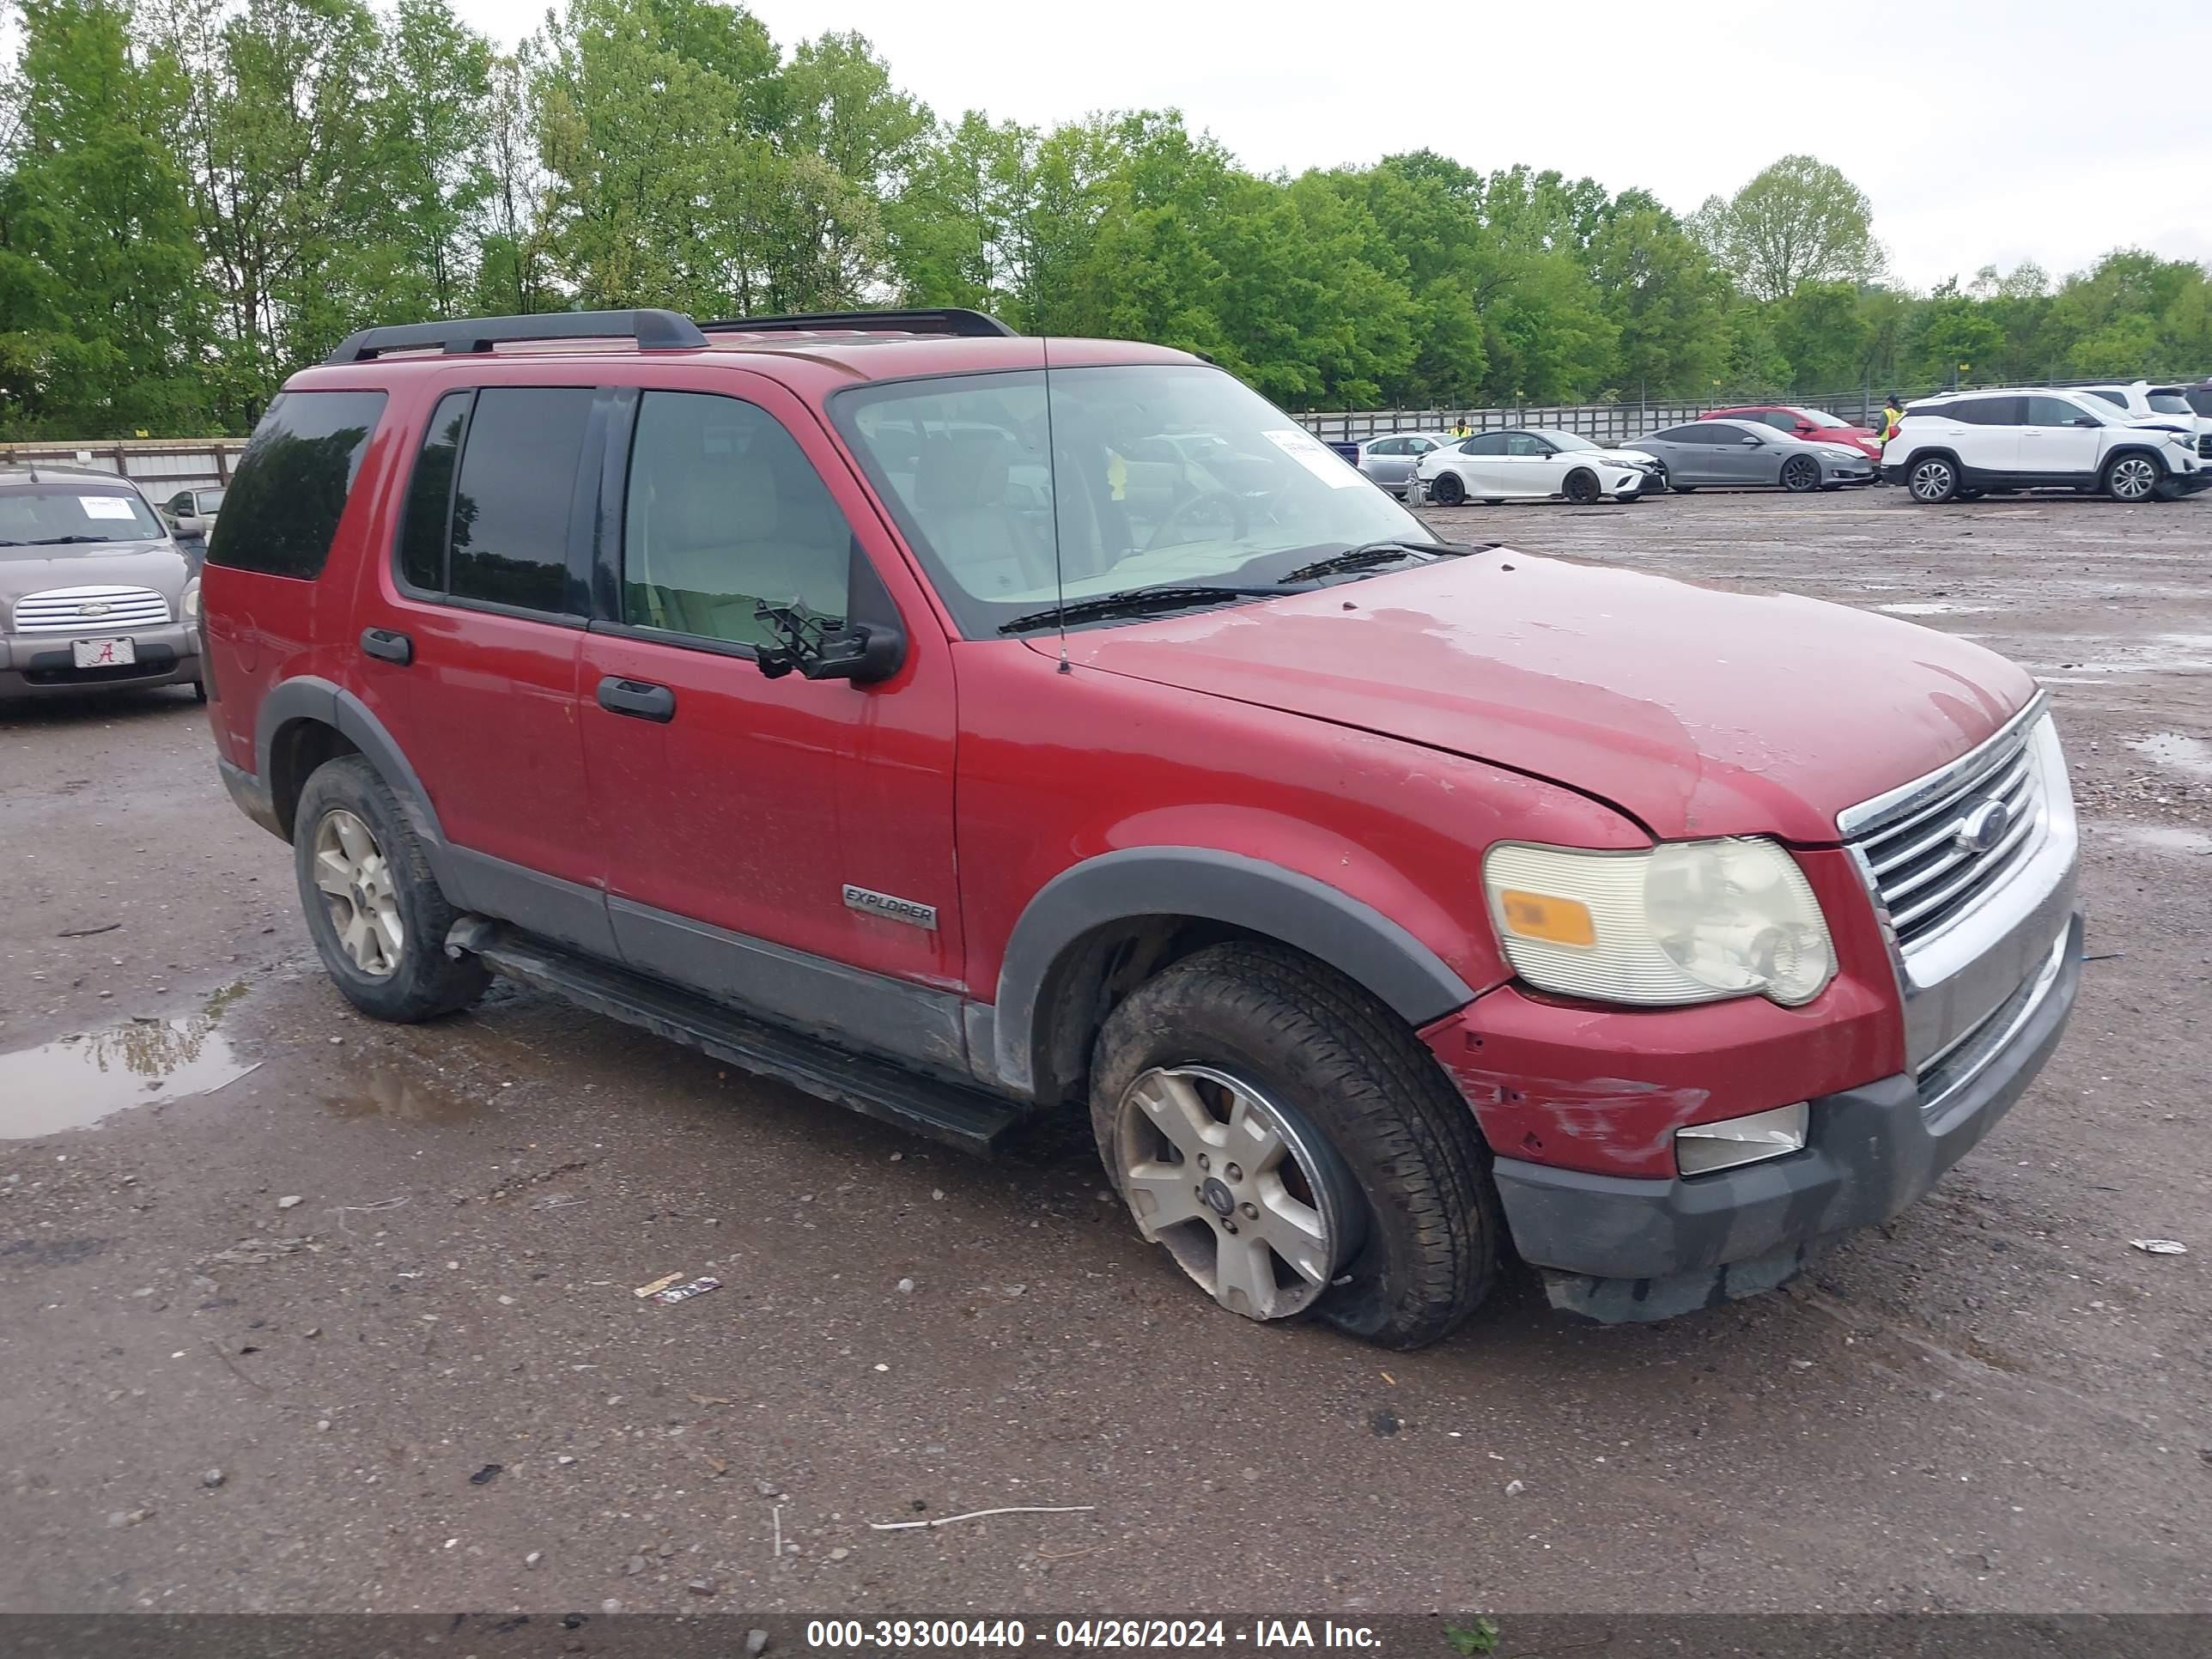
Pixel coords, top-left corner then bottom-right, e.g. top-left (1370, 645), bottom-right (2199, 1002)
top-left (597, 676), bottom-right (676, 723)
top-left (361, 627), bottom-right (413, 665)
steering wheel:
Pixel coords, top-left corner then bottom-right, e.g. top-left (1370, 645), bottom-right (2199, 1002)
top-left (1144, 489), bottom-right (1250, 553)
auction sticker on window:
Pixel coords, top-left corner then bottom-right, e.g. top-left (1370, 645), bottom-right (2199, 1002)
top-left (80, 496), bottom-right (138, 520)
top-left (1262, 428), bottom-right (1364, 488)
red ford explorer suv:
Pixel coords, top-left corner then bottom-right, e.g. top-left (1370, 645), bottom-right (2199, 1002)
top-left (201, 308), bottom-right (2081, 1346)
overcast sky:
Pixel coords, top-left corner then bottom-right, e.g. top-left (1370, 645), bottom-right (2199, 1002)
top-left (451, 0), bottom-right (2210, 292)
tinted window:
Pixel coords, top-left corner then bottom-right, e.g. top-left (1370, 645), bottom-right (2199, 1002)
top-left (1953, 397), bottom-right (2024, 427)
top-left (1659, 425), bottom-right (1720, 445)
top-left (207, 390), bottom-right (386, 579)
top-left (1459, 433), bottom-right (1508, 455)
top-left (2026, 397), bottom-right (2090, 427)
top-left (1760, 411), bottom-right (1799, 431)
top-left (2186, 388), bottom-right (2212, 418)
top-left (398, 391), bottom-right (472, 592)
top-left (1367, 437), bottom-right (1406, 457)
top-left (622, 391), bottom-right (852, 650)
top-left (2085, 389), bottom-right (2127, 408)
top-left (2147, 390), bottom-right (2192, 416)
top-left (1504, 433), bottom-right (1549, 457)
top-left (447, 386), bottom-right (592, 613)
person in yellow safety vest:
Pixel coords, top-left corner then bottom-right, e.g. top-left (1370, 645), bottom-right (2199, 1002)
top-left (1881, 394), bottom-right (1905, 443)
top-left (1449, 417), bottom-right (1472, 437)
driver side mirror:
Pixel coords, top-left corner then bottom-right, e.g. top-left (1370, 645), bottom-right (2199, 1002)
top-left (1741, 434), bottom-right (1765, 447)
top-left (750, 544), bottom-right (908, 686)
top-left (2070, 416), bottom-right (2100, 428)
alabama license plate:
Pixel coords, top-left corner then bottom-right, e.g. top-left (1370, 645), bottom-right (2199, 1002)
top-left (72, 637), bottom-right (136, 668)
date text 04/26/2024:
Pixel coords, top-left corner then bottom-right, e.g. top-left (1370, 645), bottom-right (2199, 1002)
top-left (804, 1622), bottom-right (1383, 1650)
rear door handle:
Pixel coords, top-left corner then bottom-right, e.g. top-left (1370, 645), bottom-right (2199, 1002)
top-left (597, 676), bottom-right (676, 723)
top-left (361, 627), bottom-right (412, 665)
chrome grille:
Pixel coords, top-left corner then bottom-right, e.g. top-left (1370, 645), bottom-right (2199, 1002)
top-left (1849, 714), bottom-right (2047, 951)
top-left (11, 585), bottom-right (171, 634)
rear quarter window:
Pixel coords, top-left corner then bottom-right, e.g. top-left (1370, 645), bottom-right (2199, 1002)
top-left (207, 389), bottom-right (387, 579)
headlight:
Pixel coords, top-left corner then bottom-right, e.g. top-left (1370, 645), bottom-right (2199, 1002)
top-left (1483, 837), bottom-right (1836, 1007)
top-left (1818, 444), bottom-right (1862, 459)
top-left (181, 580), bottom-right (201, 621)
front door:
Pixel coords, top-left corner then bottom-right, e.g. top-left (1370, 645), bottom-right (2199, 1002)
top-left (1498, 431), bottom-right (1563, 496)
top-left (2020, 395), bottom-right (2101, 480)
top-left (576, 378), bottom-right (966, 1067)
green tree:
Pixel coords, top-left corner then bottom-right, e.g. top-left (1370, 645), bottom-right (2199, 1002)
top-left (1774, 280), bottom-right (1869, 391)
top-left (1587, 191), bottom-right (1731, 398)
top-left (0, 0), bottom-right (210, 435)
top-left (1697, 155), bottom-right (1881, 301)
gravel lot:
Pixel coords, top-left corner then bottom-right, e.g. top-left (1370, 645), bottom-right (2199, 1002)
top-left (2, 486), bottom-right (2207, 1617)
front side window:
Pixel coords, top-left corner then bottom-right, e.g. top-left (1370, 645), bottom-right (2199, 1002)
top-left (208, 390), bottom-right (386, 579)
top-left (1504, 434), bottom-right (1550, 458)
top-left (2026, 396), bottom-right (2091, 427)
top-left (394, 386), bottom-right (592, 614)
top-left (0, 484), bottom-right (164, 552)
top-left (832, 364), bottom-right (1433, 637)
top-left (1760, 411), bottom-right (1798, 431)
top-left (1367, 437), bottom-right (1407, 457)
top-left (1459, 433), bottom-right (1508, 456)
top-left (622, 391), bottom-right (852, 650)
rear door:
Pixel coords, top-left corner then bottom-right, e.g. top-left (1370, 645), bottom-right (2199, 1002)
top-left (352, 378), bottom-right (607, 951)
top-left (1449, 432), bottom-right (1507, 494)
top-left (575, 373), bottom-right (966, 1061)
top-left (1947, 397), bottom-right (2024, 476)
top-left (1658, 425), bottom-right (1726, 483)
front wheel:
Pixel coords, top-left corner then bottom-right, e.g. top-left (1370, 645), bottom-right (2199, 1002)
top-left (1781, 454), bottom-right (1821, 492)
top-left (2104, 453), bottom-right (2160, 502)
top-left (1091, 943), bottom-right (1499, 1349)
top-left (294, 755), bottom-right (489, 1023)
top-left (1427, 471), bottom-right (1467, 507)
top-left (1562, 468), bottom-right (1601, 505)
top-left (1907, 455), bottom-right (1960, 503)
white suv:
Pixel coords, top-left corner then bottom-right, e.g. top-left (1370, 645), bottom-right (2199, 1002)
top-left (1885, 387), bottom-right (2208, 504)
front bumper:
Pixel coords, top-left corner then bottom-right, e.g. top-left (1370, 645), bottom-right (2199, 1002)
top-left (0, 623), bottom-right (198, 698)
top-left (1496, 913), bottom-right (2081, 1320)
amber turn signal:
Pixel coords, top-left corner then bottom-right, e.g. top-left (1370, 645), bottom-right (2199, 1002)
top-left (1496, 889), bottom-right (1595, 947)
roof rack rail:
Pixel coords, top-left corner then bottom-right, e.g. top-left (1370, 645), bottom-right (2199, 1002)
top-left (696, 307), bottom-right (1018, 340)
top-left (324, 308), bottom-right (708, 365)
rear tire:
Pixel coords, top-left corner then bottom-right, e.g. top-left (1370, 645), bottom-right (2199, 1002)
top-left (1429, 471), bottom-right (1466, 507)
top-left (1907, 455), bottom-right (1960, 503)
top-left (1091, 942), bottom-right (1499, 1349)
top-left (1482, 499), bottom-right (1504, 507)
top-left (294, 755), bottom-right (489, 1023)
top-left (1672, 483), bottom-right (1697, 493)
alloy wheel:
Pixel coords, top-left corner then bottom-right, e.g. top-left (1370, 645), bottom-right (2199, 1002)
top-left (311, 808), bottom-right (404, 977)
top-left (1910, 459), bottom-right (1955, 501)
top-left (1783, 455), bottom-right (1820, 492)
top-left (2109, 456), bottom-right (2157, 501)
top-left (1113, 1065), bottom-right (1362, 1322)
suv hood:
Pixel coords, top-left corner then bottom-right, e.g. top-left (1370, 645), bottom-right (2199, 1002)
top-left (1050, 549), bottom-right (2036, 843)
top-left (2, 541), bottom-right (188, 610)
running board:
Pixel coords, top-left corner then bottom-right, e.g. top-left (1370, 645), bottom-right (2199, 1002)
top-left (448, 921), bottom-right (1027, 1156)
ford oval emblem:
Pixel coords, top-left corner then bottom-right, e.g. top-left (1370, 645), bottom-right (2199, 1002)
top-left (1952, 799), bottom-right (2011, 855)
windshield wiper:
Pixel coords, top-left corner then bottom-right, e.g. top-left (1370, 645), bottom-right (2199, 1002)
top-left (998, 584), bottom-right (1287, 635)
top-left (27, 535), bottom-right (115, 545)
top-left (1277, 538), bottom-right (1491, 585)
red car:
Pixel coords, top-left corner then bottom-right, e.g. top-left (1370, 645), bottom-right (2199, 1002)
top-left (201, 307), bottom-right (2081, 1346)
top-left (1702, 404), bottom-right (1885, 461)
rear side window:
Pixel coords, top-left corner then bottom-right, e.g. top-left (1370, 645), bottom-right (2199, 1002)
top-left (394, 386), bottom-right (593, 615)
top-left (208, 390), bottom-right (386, 579)
top-left (1953, 398), bottom-right (2025, 426)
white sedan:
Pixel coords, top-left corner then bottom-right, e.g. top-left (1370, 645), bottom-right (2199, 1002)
top-left (1412, 428), bottom-right (1657, 506)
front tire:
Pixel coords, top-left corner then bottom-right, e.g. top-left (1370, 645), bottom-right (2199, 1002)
top-left (1781, 454), bottom-right (1821, 492)
top-left (1907, 455), bottom-right (1960, 503)
top-left (294, 755), bottom-right (489, 1023)
top-left (1428, 471), bottom-right (1466, 507)
top-left (2104, 453), bottom-right (2160, 502)
top-left (1091, 943), bottom-right (1499, 1349)
top-left (1562, 468), bottom-right (1601, 505)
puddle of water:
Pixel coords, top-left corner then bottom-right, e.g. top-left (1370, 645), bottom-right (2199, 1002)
top-left (2101, 822), bottom-right (2212, 856)
top-left (322, 1069), bottom-right (478, 1124)
top-left (2130, 732), bottom-right (2212, 781)
top-left (0, 1006), bottom-right (258, 1139)
top-left (1877, 601), bottom-right (1994, 617)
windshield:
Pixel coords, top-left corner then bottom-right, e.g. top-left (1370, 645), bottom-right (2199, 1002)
top-left (1528, 429), bottom-right (1598, 452)
top-left (832, 364), bottom-right (1435, 636)
top-left (2146, 391), bottom-right (2193, 416)
top-left (0, 485), bottom-right (164, 550)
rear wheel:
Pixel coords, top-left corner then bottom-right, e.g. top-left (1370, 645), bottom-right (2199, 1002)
top-left (1781, 454), bottom-right (1821, 492)
top-left (1907, 455), bottom-right (1959, 503)
top-left (1562, 468), bottom-right (1601, 505)
top-left (1091, 943), bottom-right (1499, 1349)
top-left (1428, 471), bottom-right (1466, 507)
top-left (294, 755), bottom-right (489, 1023)
top-left (2103, 453), bottom-right (2160, 502)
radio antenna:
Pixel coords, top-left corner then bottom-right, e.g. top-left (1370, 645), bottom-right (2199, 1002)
top-left (1041, 330), bottom-right (1071, 673)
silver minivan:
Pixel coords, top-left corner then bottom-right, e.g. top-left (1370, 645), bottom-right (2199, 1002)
top-left (0, 466), bottom-right (203, 702)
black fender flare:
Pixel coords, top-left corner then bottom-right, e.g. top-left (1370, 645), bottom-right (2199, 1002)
top-left (253, 677), bottom-right (449, 872)
top-left (990, 847), bottom-right (1478, 1094)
